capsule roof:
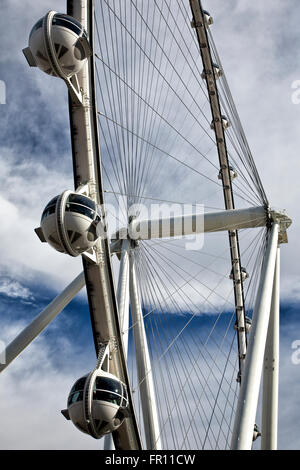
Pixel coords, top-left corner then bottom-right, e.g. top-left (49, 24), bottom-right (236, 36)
top-left (30, 13), bottom-right (88, 39)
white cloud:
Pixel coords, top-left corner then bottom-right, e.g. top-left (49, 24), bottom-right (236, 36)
top-left (0, 151), bottom-right (84, 292)
top-left (0, 279), bottom-right (34, 301)
top-left (0, 320), bottom-right (101, 450)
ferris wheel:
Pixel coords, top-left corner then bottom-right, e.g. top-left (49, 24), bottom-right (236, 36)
top-left (1, 0), bottom-right (292, 451)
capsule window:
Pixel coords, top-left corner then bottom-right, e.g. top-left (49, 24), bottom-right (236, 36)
top-left (41, 204), bottom-right (56, 221)
top-left (54, 14), bottom-right (88, 38)
top-left (55, 14), bottom-right (83, 30)
top-left (70, 376), bottom-right (87, 394)
top-left (65, 203), bottom-right (95, 220)
top-left (95, 377), bottom-right (123, 396)
top-left (52, 16), bottom-right (82, 36)
top-left (45, 196), bottom-right (59, 210)
top-left (94, 390), bottom-right (122, 406)
top-left (30, 18), bottom-right (43, 37)
top-left (68, 194), bottom-right (96, 211)
top-left (68, 390), bottom-right (84, 406)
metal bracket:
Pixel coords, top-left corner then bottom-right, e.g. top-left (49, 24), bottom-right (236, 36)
top-left (34, 227), bottom-right (46, 243)
top-left (22, 47), bottom-right (37, 67)
top-left (269, 209), bottom-right (292, 244)
top-left (75, 183), bottom-right (90, 196)
top-left (191, 19), bottom-right (203, 29)
top-left (82, 247), bottom-right (98, 264)
top-left (96, 342), bottom-right (110, 371)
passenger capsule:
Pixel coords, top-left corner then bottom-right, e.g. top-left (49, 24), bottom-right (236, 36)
top-left (190, 10), bottom-right (213, 29)
top-left (234, 316), bottom-right (252, 334)
top-left (218, 166), bottom-right (238, 181)
top-left (38, 190), bottom-right (103, 257)
top-left (201, 63), bottom-right (223, 80)
top-left (229, 267), bottom-right (249, 282)
top-left (203, 10), bottom-right (214, 27)
top-left (23, 11), bottom-right (91, 78)
top-left (62, 370), bottom-right (129, 439)
top-left (211, 115), bottom-right (231, 131)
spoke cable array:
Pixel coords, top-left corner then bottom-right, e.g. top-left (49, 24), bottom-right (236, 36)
top-left (92, 0), bottom-right (269, 450)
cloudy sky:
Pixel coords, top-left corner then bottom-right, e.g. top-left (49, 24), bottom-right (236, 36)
top-left (0, 0), bottom-right (299, 450)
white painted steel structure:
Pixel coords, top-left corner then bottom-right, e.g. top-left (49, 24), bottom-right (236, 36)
top-left (116, 240), bottom-right (131, 356)
top-left (129, 251), bottom-right (162, 450)
top-left (261, 248), bottom-right (280, 450)
top-left (231, 223), bottom-right (280, 449)
top-left (129, 206), bottom-right (267, 241)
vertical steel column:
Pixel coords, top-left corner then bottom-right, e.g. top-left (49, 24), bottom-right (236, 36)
top-left (129, 251), bottom-right (162, 450)
top-left (231, 223), bottom-right (279, 450)
top-left (261, 247), bottom-right (280, 449)
top-left (189, 0), bottom-right (249, 378)
top-left (67, 0), bottom-right (141, 449)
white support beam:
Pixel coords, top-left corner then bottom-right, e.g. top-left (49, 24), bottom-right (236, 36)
top-left (129, 206), bottom-right (266, 241)
top-left (231, 223), bottom-right (279, 450)
top-left (129, 252), bottom-right (162, 450)
top-left (117, 240), bottom-right (130, 355)
top-left (261, 247), bottom-right (280, 450)
top-left (0, 272), bottom-right (85, 373)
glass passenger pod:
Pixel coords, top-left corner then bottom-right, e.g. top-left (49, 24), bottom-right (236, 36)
top-left (229, 267), bottom-right (249, 281)
top-left (27, 12), bottom-right (89, 78)
top-left (234, 316), bottom-right (252, 333)
top-left (41, 195), bottom-right (59, 221)
top-left (67, 375), bottom-right (129, 409)
top-left (64, 193), bottom-right (101, 247)
top-left (51, 15), bottom-right (89, 66)
top-left (202, 10), bottom-right (213, 27)
top-left (93, 376), bottom-right (129, 408)
top-left (68, 375), bottom-right (87, 407)
top-left (52, 14), bottom-right (88, 38)
top-left (40, 192), bottom-right (102, 256)
top-left (65, 194), bottom-right (97, 221)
